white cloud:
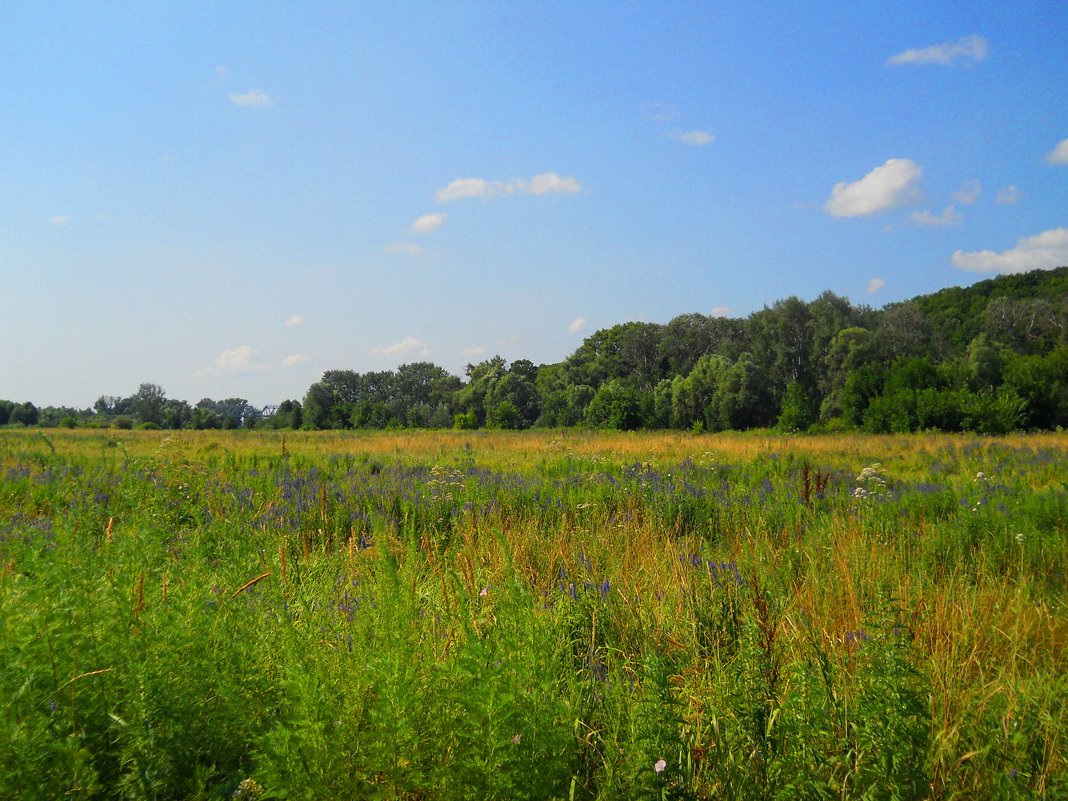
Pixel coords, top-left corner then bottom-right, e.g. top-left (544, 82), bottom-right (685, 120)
top-left (435, 172), bottom-right (581, 202)
top-left (384, 242), bottom-right (428, 256)
top-left (229, 89), bottom-right (273, 107)
top-left (676, 130), bottom-right (715, 146)
top-left (282, 353), bottom-right (309, 368)
top-left (525, 172), bottom-right (581, 195)
top-left (824, 158), bottom-right (923, 218)
top-left (568, 316), bottom-right (588, 334)
top-left (911, 205), bottom-right (962, 228)
top-left (435, 178), bottom-right (495, 202)
top-left (996, 184), bottom-right (1020, 205)
top-left (1045, 138), bottom-right (1068, 165)
top-left (369, 336), bottom-right (430, 359)
top-left (887, 35), bottom-right (988, 66)
top-left (461, 346), bottom-right (487, 360)
top-left (953, 179), bottom-right (982, 204)
top-left (49, 215), bottom-right (70, 226)
top-left (410, 212), bottom-right (446, 234)
top-left (952, 228), bottom-right (1068, 274)
top-left (867, 277), bottom-right (886, 294)
top-left (709, 306), bottom-right (732, 318)
top-left (284, 315), bottom-right (304, 328)
top-left (198, 345), bottom-right (270, 377)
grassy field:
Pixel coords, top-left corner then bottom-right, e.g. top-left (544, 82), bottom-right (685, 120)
top-left (1, 428), bottom-right (1065, 800)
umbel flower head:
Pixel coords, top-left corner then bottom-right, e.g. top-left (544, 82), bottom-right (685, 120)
top-left (232, 778), bottom-right (264, 801)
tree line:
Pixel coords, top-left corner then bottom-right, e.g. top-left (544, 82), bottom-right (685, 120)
top-left (5, 267), bottom-right (1067, 434)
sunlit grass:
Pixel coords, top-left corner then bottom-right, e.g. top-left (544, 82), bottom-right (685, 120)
top-left (1, 428), bottom-right (1065, 798)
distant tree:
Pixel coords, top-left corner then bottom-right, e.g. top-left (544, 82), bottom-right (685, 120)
top-left (840, 364), bottom-right (886, 427)
top-left (486, 369), bottom-right (539, 429)
top-left (488, 399), bottom-right (521, 429)
top-left (271, 399), bottom-right (303, 429)
top-left (584, 380), bottom-right (645, 430)
top-left (1001, 347), bottom-right (1068, 429)
top-left (821, 327), bottom-right (877, 420)
top-left (659, 313), bottom-right (746, 377)
top-left (303, 382), bottom-right (338, 429)
top-left (983, 297), bottom-right (1065, 354)
top-left (875, 302), bottom-right (935, 362)
top-left (711, 355), bottom-right (774, 430)
top-left (161, 399), bottom-right (192, 430)
top-left (10, 402), bottom-right (39, 426)
top-left (777, 382), bottom-right (816, 432)
top-left (746, 297), bottom-right (816, 408)
top-left (566, 322), bottom-right (665, 391)
top-left (131, 383), bottom-right (166, 426)
top-left (94, 395), bottom-right (124, 416)
top-left (0, 400), bottom-right (12, 426)
top-left (457, 356), bottom-right (507, 427)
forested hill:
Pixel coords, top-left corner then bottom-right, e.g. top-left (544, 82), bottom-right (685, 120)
top-left (904, 266), bottom-right (1068, 355)
top-left (5, 267), bottom-right (1067, 434)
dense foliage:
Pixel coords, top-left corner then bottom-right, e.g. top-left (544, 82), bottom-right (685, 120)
top-left (5, 268), bottom-right (1067, 433)
top-left (1, 429), bottom-right (1065, 799)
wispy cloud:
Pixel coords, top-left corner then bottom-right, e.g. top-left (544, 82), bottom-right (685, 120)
top-left (49, 214), bottom-right (70, 226)
top-left (953, 228), bottom-right (1068, 274)
top-left (282, 353), bottom-right (309, 368)
top-left (197, 345), bottom-right (270, 377)
top-left (461, 346), bottom-right (487, 360)
top-left (384, 243), bottom-right (428, 256)
top-left (284, 315), bottom-right (304, 328)
top-left (435, 172), bottom-right (581, 203)
top-left (824, 158), bottom-right (922, 218)
top-left (709, 306), bottom-right (732, 318)
top-left (568, 316), bottom-right (588, 334)
top-left (215, 66), bottom-right (229, 79)
top-left (675, 130), bottom-right (715, 146)
top-left (911, 205), bottom-right (962, 228)
top-left (952, 179), bottom-right (982, 204)
top-left (229, 89), bottom-right (273, 108)
top-left (996, 184), bottom-right (1020, 205)
top-left (369, 336), bottom-right (430, 359)
top-left (887, 35), bottom-right (988, 67)
top-left (411, 212), bottom-right (446, 234)
top-left (1045, 137), bottom-right (1068, 165)
top-left (867, 277), bottom-right (886, 294)
top-left (642, 101), bottom-right (679, 122)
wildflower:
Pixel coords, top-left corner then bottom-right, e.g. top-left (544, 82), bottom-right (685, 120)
top-left (479, 586), bottom-right (488, 597)
top-left (654, 758), bottom-right (667, 774)
top-left (1015, 532), bottom-right (1024, 544)
top-left (232, 778), bottom-right (264, 801)
top-left (511, 733), bottom-right (522, 744)
top-left (975, 471), bottom-right (988, 483)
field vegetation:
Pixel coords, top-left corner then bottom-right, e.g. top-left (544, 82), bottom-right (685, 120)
top-left (1, 428), bottom-right (1065, 799)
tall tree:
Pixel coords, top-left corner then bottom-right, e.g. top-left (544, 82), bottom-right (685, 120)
top-left (131, 383), bottom-right (166, 425)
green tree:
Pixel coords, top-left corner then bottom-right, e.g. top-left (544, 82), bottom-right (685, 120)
top-left (820, 326), bottom-right (877, 420)
top-left (131, 383), bottom-right (166, 426)
top-left (584, 380), bottom-right (645, 430)
top-left (1001, 347), bottom-right (1068, 429)
top-left (777, 382), bottom-right (815, 431)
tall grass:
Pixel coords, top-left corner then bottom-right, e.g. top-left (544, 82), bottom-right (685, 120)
top-left (0, 429), bottom-right (1065, 798)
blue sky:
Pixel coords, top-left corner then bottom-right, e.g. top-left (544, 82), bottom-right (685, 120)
top-left (3, 1), bottom-right (1067, 408)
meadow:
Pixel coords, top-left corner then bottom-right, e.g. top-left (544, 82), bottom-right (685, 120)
top-left (0, 428), bottom-right (1065, 800)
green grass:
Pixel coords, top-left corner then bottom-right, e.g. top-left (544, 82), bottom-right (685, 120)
top-left (1, 429), bottom-right (1065, 799)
